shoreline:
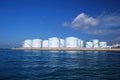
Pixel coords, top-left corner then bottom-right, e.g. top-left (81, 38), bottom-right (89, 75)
top-left (11, 48), bottom-right (120, 51)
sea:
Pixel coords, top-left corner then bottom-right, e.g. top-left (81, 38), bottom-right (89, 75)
top-left (0, 50), bottom-right (120, 80)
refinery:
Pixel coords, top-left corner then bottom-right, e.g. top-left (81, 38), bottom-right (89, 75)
top-left (22, 37), bottom-right (107, 48)
top-left (11, 36), bottom-right (120, 51)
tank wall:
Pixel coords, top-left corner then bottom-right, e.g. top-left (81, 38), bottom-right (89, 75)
top-left (93, 39), bottom-right (99, 48)
top-left (60, 39), bottom-right (65, 48)
top-left (77, 39), bottom-right (84, 48)
top-left (32, 39), bottom-right (42, 48)
top-left (48, 37), bottom-right (60, 48)
top-left (23, 40), bottom-right (32, 48)
top-left (86, 42), bottom-right (93, 48)
top-left (78, 39), bottom-right (81, 48)
top-left (80, 40), bottom-right (84, 48)
top-left (42, 40), bottom-right (49, 48)
top-left (65, 37), bottom-right (78, 48)
top-left (99, 42), bottom-right (107, 48)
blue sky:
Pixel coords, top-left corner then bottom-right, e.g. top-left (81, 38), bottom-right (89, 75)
top-left (0, 0), bottom-right (120, 48)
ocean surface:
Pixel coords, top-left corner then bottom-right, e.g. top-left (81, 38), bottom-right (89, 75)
top-left (0, 50), bottom-right (120, 80)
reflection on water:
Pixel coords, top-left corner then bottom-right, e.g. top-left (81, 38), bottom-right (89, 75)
top-left (65, 51), bottom-right (81, 53)
top-left (32, 50), bottom-right (41, 53)
top-left (85, 51), bottom-right (107, 53)
top-left (0, 50), bottom-right (120, 80)
top-left (49, 51), bottom-right (60, 53)
top-left (20, 50), bottom-right (108, 70)
top-left (22, 50), bottom-right (108, 69)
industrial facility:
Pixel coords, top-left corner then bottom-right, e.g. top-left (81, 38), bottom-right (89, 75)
top-left (85, 39), bottom-right (107, 48)
top-left (22, 37), bottom-right (107, 48)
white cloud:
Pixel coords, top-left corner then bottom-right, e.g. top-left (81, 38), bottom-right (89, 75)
top-left (98, 12), bottom-right (120, 27)
top-left (71, 13), bottom-right (98, 30)
top-left (63, 12), bottom-right (120, 35)
top-left (85, 29), bottom-right (120, 35)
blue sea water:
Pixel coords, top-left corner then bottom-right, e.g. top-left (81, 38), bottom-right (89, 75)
top-left (0, 50), bottom-right (120, 80)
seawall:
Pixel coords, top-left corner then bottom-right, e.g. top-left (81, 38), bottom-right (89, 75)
top-left (11, 48), bottom-right (120, 51)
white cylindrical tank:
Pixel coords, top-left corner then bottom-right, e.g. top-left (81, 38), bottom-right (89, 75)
top-left (78, 39), bottom-right (81, 48)
top-left (60, 39), bottom-right (65, 48)
top-left (65, 37), bottom-right (78, 48)
top-left (78, 39), bottom-right (84, 48)
top-left (99, 42), bottom-right (107, 48)
top-left (48, 37), bottom-right (60, 48)
top-left (42, 40), bottom-right (49, 48)
top-left (23, 40), bottom-right (32, 48)
top-left (93, 39), bottom-right (99, 48)
top-left (86, 42), bottom-right (93, 48)
top-left (80, 40), bottom-right (84, 48)
top-left (32, 39), bottom-right (42, 48)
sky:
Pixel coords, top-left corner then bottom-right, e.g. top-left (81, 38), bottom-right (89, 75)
top-left (0, 0), bottom-right (120, 48)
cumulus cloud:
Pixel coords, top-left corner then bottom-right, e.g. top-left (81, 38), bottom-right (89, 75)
top-left (71, 13), bottom-right (98, 30)
top-left (63, 12), bottom-right (120, 35)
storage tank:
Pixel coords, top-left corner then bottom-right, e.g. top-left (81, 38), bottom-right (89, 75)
top-left (48, 37), bottom-right (60, 48)
top-left (32, 39), bottom-right (42, 48)
top-left (77, 39), bottom-right (84, 48)
top-left (60, 39), bottom-right (65, 48)
top-left (42, 40), bottom-right (49, 48)
top-left (86, 42), bottom-right (93, 48)
top-left (99, 42), bottom-right (107, 48)
top-left (78, 39), bottom-right (81, 48)
top-left (93, 39), bottom-right (99, 48)
top-left (80, 40), bottom-right (84, 48)
top-left (65, 37), bottom-right (78, 48)
top-left (23, 40), bottom-right (32, 48)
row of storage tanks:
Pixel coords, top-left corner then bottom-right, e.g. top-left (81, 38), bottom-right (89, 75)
top-left (22, 37), bottom-right (107, 48)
